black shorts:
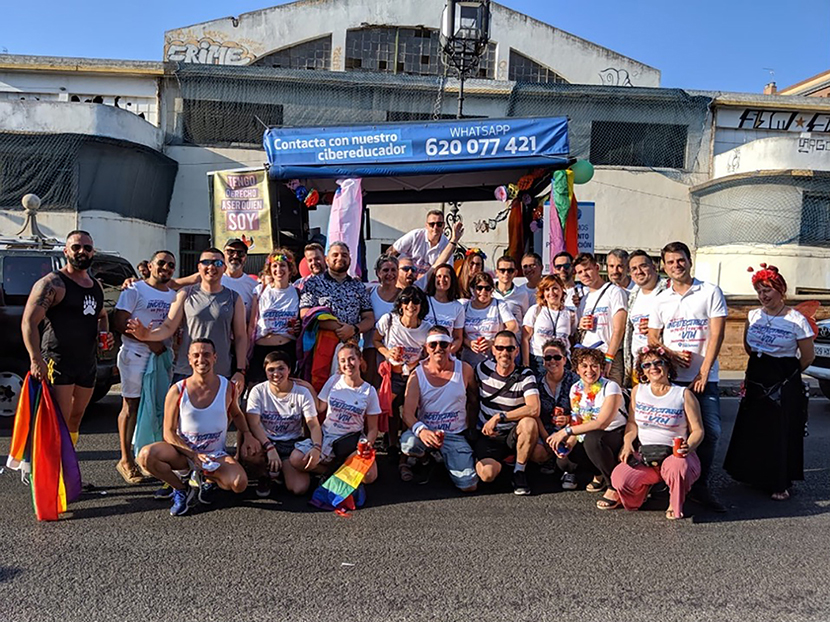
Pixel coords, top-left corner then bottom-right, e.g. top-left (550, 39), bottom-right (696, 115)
top-left (472, 426), bottom-right (519, 462)
top-left (249, 342), bottom-right (297, 384)
top-left (44, 354), bottom-right (96, 388)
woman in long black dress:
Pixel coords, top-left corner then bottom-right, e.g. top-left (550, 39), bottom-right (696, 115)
top-left (724, 264), bottom-right (815, 500)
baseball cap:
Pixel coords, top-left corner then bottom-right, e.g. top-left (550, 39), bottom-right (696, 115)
top-left (224, 238), bottom-right (248, 251)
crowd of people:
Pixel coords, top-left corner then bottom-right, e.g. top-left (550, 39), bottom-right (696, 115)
top-left (20, 217), bottom-right (816, 518)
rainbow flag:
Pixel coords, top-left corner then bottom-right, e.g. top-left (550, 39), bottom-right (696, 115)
top-left (6, 374), bottom-right (82, 521)
top-left (310, 450), bottom-right (374, 513)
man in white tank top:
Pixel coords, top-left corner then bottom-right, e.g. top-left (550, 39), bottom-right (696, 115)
top-left (400, 326), bottom-right (479, 491)
top-left (137, 339), bottom-right (260, 517)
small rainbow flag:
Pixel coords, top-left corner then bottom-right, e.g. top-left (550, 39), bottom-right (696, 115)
top-left (6, 374), bottom-right (82, 521)
top-left (310, 450), bottom-right (374, 513)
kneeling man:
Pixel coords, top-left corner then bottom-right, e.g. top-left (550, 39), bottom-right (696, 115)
top-left (138, 338), bottom-right (258, 516)
top-left (401, 326), bottom-right (479, 491)
top-left (473, 331), bottom-right (540, 495)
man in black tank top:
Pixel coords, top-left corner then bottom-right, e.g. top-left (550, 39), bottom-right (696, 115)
top-left (22, 230), bottom-right (112, 446)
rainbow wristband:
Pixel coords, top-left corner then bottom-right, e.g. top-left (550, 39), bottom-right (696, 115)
top-left (604, 354), bottom-right (615, 363)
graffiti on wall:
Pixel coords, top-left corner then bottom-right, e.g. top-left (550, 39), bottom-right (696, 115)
top-left (165, 37), bottom-right (255, 65)
top-left (798, 137), bottom-right (830, 154)
top-left (598, 68), bottom-right (633, 87)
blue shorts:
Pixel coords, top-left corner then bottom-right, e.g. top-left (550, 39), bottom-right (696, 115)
top-left (401, 429), bottom-right (478, 490)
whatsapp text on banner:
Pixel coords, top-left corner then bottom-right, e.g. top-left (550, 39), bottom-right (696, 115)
top-left (211, 169), bottom-right (273, 255)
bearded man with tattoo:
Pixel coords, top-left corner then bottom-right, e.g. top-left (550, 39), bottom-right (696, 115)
top-left (21, 230), bottom-right (113, 448)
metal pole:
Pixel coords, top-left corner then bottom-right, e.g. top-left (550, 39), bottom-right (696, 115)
top-left (457, 75), bottom-right (464, 119)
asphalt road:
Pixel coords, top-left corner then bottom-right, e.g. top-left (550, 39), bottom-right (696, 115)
top-left (2, 395), bottom-right (830, 622)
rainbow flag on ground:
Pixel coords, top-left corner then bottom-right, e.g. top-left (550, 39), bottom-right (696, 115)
top-left (310, 450), bottom-right (374, 514)
top-left (6, 374), bottom-right (82, 521)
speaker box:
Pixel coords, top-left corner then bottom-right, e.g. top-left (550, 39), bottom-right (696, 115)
top-left (269, 181), bottom-right (309, 259)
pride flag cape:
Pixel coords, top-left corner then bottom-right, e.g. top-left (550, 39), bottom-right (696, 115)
top-left (310, 450), bottom-right (374, 513)
top-left (549, 169), bottom-right (579, 264)
top-left (6, 374), bottom-right (82, 521)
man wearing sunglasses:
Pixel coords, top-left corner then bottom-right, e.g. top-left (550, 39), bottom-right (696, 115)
top-left (473, 331), bottom-right (540, 495)
top-left (493, 255), bottom-right (531, 328)
top-left (389, 209), bottom-right (454, 280)
top-left (400, 326), bottom-right (479, 491)
top-left (552, 251), bottom-right (580, 313)
top-left (112, 250), bottom-right (178, 485)
top-left (127, 248), bottom-right (249, 398)
top-left (518, 252), bottom-right (544, 298)
top-left (22, 230), bottom-right (111, 452)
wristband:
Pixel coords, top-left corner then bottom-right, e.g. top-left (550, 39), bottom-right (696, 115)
top-left (604, 354), bottom-right (615, 363)
top-left (263, 441), bottom-right (275, 452)
top-left (312, 443), bottom-right (322, 450)
top-left (412, 422), bottom-right (427, 436)
top-left (564, 426), bottom-right (573, 436)
top-left (235, 368), bottom-right (247, 376)
top-left (498, 412), bottom-right (507, 424)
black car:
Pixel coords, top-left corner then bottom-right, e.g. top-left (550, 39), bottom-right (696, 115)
top-left (0, 241), bottom-right (136, 419)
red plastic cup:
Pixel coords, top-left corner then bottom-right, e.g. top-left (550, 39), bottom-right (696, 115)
top-left (673, 436), bottom-right (685, 458)
top-left (638, 317), bottom-right (649, 334)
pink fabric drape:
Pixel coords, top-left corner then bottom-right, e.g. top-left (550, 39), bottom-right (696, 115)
top-left (327, 178), bottom-right (363, 278)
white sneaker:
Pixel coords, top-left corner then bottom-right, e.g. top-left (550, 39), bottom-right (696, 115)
top-left (561, 472), bottom-right (578, 491)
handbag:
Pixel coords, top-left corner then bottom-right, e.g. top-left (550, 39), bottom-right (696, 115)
top-left (638, 444), bottom-right (672, 467)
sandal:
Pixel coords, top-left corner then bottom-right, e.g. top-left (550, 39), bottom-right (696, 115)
top-left (586, 478), bottom-right (605, 493)
top-left (116, 461), bottom-right (145, 485)
top-left (399, 462), bottom-right (413, 482)
top-left (771, 490), bottom-right (790, 501)
top-left (596, 494), bottom-right (621, 510)
top-left (665, 508), bottom-right (683, 520)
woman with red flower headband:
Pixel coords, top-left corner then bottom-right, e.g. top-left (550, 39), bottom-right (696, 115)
top-left (723, 264), bottom-right (815, 501)
top-left (457, 248), bottom-right (487, 301)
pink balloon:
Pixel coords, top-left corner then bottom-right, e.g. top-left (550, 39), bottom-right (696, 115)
top-left (298, 257), bottom-right (311, 278)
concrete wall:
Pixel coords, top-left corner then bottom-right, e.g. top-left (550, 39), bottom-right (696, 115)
top-left (0, 100), bottom-right (162, 151)
top-left (0, 209), bottom-right (166, 268)
top-left (0, 69), bottom-right (160, 125)
top-left (696, 244), bottom-right (830, 295)
top-left (163, 0), bottom-right (659, 86)
top-left (713, 135), bottom-right (830, 178)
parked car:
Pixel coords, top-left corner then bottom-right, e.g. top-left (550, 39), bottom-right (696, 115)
top-left (0, 238), bottom-right (136, 419)
top-left (804, 318), bottom-right (830, 399)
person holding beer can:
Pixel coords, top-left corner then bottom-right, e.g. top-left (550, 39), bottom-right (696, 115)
top-left (610, 346), bottom-right (704, 520)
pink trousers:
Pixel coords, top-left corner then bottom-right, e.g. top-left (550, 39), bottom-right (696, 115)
top-left (611, 453), bottom-right (701, 518)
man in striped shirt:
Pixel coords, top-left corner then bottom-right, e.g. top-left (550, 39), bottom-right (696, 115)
top-left (474, 331), bottom-right (540, 495)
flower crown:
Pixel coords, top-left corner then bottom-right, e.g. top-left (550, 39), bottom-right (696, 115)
top-left (466, 248), bottom-right (487, 260)
top-left (747, 262), bottom-right (787, 293)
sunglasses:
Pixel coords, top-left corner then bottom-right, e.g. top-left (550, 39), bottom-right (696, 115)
top-left (156, 260), bottom-right (175, 269)
top-left (521, 264), bottom-right (538, 271)
top-left (475, 285), bottom-right (493, 292)
top-left (70, 244), bottom-right (94, 253)
top-left (400, 266), bottom-right (416, 272)
top-left (399, 296), bottom-right (420, 305)
top-left (199, 259), bottom-right (225, 268)
top-left (554, 263), bottom-right (572, 271)
top-left (543, 354), bottom-right (564, 362)
top-left (225, 248), bottom-right (247, 256)
top-left (497, 267), bottom-right (516, 274)
top-left (426, 221), bottom-right (445, 228)
top-left (427, 341), bottom-right (450, 350)
top-left (641, 360), bottom-right (667, 370)
top-left (494, 344), bottom-right (516, 352)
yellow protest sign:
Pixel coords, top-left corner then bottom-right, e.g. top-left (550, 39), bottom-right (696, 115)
top-left (211, 169), bottom-right (272, 254)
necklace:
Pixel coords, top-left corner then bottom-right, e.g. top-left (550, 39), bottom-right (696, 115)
top-left (763, 304), bottom-right (787, 327)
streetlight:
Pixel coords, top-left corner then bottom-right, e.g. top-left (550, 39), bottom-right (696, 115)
top-left (440, 0), bottom-right (491, 118)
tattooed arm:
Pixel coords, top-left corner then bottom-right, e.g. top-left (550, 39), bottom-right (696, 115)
top-left (22, 273), bottom-right (65, 381)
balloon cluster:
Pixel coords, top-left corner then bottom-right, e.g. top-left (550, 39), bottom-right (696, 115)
top-left (285, 179), bottom-right (325, 208)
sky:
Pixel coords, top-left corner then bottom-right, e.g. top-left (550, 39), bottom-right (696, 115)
top-left (0, 0), bottom-right (827, 93)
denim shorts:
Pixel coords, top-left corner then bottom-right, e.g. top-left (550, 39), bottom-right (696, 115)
top-left (401, 429), bottom-right (478, 490)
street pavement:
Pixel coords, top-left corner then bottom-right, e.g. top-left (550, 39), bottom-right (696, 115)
top-left (2, 394), bottom-right (830, 622)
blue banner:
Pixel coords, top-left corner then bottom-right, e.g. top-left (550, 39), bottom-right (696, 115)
top-left (263, 117), bottom-right (569, 169)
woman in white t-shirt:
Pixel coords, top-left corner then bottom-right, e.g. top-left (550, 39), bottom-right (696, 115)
top-left (724, 265), bottom-right (815, 501)
top-left (462, 272), bottom-right (518, 368)
top-left (244, 351), bottom-right (323, 498)
top-left (290, 343), bottom-right (381, 484)
top-left (425, 264), bottom-right (465, 355)
top-left (547, 347), bottom-right (627, 510)
top-left (363, 254), bottom-right (401, 387)
top-left (249, 248), bottom-right (300, 383)
top-left (611, 346), bottom-right (704, 520)
top-left (522, 274), bottom-right (576, 375)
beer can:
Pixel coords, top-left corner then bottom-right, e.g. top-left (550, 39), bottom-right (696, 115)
top-left (673, 436), bottom-right (685, 458)
top-left (98, 331), bottom-right (109, 350)
top-left (435, 430), bottom-right (445, 448)
top-left (357, 437), bottom-right (370, 456)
